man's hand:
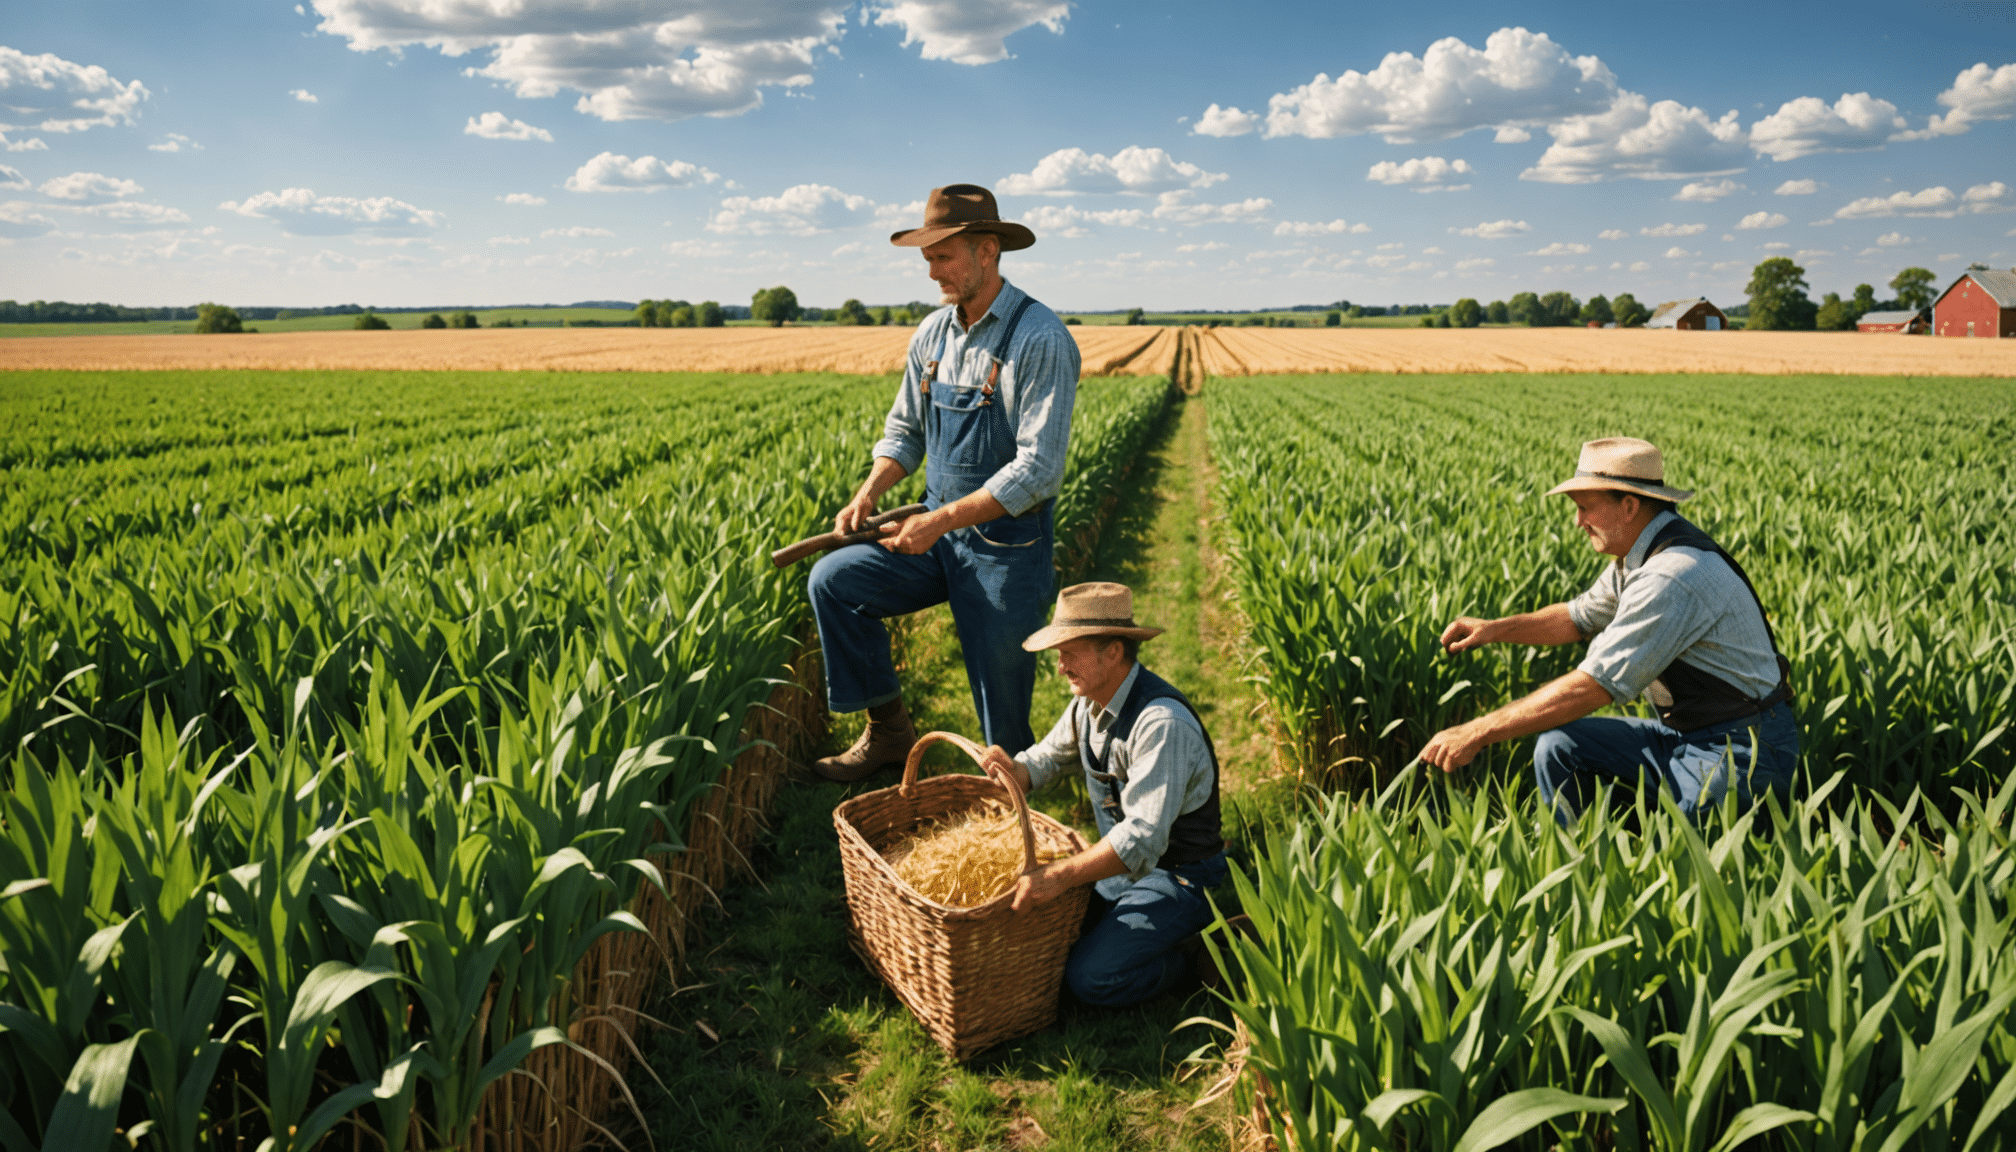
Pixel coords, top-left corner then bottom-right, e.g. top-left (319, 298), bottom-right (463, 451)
top-left (835, 492), bottom-right (878, 535)
top-left (1010, 861), bottom-right (1073, 912)
top-left (881, 508), bottom-right (951, 555)
top-left (1440, 616), bottom-right (1497, 654)
top-left (979, 745), bottom-right (1032, 795)
top-left (1420, 719), bottom-right (1489, 773)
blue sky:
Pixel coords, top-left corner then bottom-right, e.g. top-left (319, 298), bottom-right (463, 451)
top-left (3, 1), bottom-right (2013, 311)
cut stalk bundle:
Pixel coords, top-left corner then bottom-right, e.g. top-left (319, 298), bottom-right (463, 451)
top-left (885, 801), bottom-right (1066, 907)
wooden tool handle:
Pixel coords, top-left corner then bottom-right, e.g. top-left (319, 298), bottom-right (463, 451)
top-left (769, 503), bottom-right (928, 568)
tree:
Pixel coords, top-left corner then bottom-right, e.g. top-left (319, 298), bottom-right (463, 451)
top-left (354, 311), bottom-right (391, 330)
top-left (1063, 316), bottom-right (1081, 326)
top-left (1852, 283), bottom-right (1877, 316)
top-left (1537, 291), bottom-right (1580, 327)
top-left (1580, 295), bottom-right (1614, 327)
top-left (836, 298), bottom-right (872, 326)
top-left (1125, 307), bottom-right (1145, 326)
top-left (1746, 258), bottom-right (1815, 330)
top-left (1485, 299), bottom-right (1509, 324)
top-left (1890, 267), bottom-right (1937, 312)
top-left (192, 303), bottom-right (243, 333)
top-left (1611, 293), bottom-right (1650, 328)
top-left (1507, 292), bottom-right (1541, 326)
top-left (1347, 305), bottom-right (1365, 319)
top-left (871, 305), bottom-right (892, 326)
top-left (1325, 310), bottom-right (1342, 327)
top-left (698, 301), bottom-right (724, 327)
top-left (1815, 292), bottom-right (1856, 331)
top-left (488, 317), bottom-right (515, 328)
top-left (450, 310), bottom-right (479, 329)
top-left (668, 305), bottom-right (695, 327)
top-left (634, 299), bottom-right (660, 327)
top-left (422, 312), bottom-right (447, 329)
top-left (751, 286), bottom-right (801, 327)
top-left (1434, 310), bottom-right (1452, 328)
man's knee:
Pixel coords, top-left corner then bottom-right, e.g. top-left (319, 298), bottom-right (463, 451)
top-left (1064, 948), bottom-right (1157, 1008)
top-left (807, 549), bottom-right (851, 606)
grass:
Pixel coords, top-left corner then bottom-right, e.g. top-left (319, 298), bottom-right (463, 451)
top-left (631, 393), bottom-right (1301, 1150)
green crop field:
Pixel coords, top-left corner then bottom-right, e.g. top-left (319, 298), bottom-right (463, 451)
top-left (1, 367), bottom-right (2010, 1152)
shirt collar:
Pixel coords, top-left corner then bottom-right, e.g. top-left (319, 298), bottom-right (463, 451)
top-left (952, 278), bottom-right (1022, 336)
top-left (1088, 661), bottom-right (1142, 729)
top-left (1622, 509), bottom-right (1679, 571)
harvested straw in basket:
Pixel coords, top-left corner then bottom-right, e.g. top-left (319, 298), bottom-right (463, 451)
top-left (834, 731), bottom-right (1091, 1060)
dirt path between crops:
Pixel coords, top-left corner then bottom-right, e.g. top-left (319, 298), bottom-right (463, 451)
top-left (625, 387), bottom-right (1267, 1152)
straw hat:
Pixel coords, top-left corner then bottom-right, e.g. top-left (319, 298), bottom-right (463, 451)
top-left (1545, 437), bottom-right (1694, 503)
top-left (1022, 583), bottom-right (1164, 652)
top-left (889, 184), bottom-right (1036, 251)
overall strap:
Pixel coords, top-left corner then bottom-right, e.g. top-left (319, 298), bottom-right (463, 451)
top-left (1642, 516), bottom-right (1796, 730)
top-left (1079, 666), bottom-right (1224, 868)
top-left (1645, 518), bottom-right (1786, 655)
top-left (985, 294), bottom-right (1037, 392)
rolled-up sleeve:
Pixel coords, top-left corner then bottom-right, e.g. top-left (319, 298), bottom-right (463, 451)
top-left (870, 325), bottom-right (935, 474)
top-left (1567, 567), bottom-right (1620, 640)
top-left (983, 327), bottom-right (1079, 516)
top-left (1103, 706), bottom-right (1209, 878)
top-left (1014, 703), bottom-right (1081, 793)
top-left (1577, 574), bottom-right (1718, 704)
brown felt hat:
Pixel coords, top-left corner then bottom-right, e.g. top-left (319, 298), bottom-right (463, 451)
top-left (889, 184), bottom-right (1036, 251)
top-left (1022, 583), bottom-right (1164, 652)
top-left (1545, 437), bottom-right (1695, 503)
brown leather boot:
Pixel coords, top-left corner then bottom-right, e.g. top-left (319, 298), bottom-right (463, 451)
top-left (812, 701), bottom-right (916, 782)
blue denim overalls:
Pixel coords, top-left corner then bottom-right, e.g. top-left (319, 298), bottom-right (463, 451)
top-left (809, 295), bottom-right (1058, 753)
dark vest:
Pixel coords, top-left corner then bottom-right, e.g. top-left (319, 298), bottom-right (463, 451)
top-left (1641, 517), bottom-right (1796, 733)
top-left (1077, 665), bottom-right (1222, 871)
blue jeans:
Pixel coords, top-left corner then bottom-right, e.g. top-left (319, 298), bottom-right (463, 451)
top-left (808, 514), bottom-right (1053, 753)
top-left (1065, 852), bottom-right (1228, 1008)
top-left (1533, 702), bottom-right (1800, 827)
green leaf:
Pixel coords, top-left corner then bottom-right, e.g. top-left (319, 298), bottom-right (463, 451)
top-left (1707, 1104), bottom-right (1817, 1152)
top-left (1451, 1088), bottom-right (1626, 1152)
top-left (42, 1033), bottom-right (146, 1152)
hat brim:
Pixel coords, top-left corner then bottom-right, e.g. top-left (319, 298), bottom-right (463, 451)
top-left (890, 220), bottom-right (1036, 251)
top-left (1546, 475), bottom-right (1695, 502)
top-left (1022, 624), bottom-right (1164, 653)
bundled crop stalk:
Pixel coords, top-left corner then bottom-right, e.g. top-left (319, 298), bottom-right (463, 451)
top-left (885, 802), bottom-right (1064, 907)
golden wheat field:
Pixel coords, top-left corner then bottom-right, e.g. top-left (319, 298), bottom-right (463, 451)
top-left (0, 323), bottom-right (2010, 376)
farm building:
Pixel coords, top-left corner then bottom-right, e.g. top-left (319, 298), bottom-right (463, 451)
top-left (1646, 298), bottom-right (1728, 330)
top-left (1932, 269), bottom-right (2016, 337)
top-left (1856, 309), bottom-right (1929, 334)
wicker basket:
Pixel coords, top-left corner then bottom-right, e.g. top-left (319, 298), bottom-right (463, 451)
top-left (834, 731), bottom-right (1092, 1059)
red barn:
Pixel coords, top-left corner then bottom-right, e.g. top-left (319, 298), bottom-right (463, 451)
top-left (1646, 298), bottom-right (1728, 330)
top-left (1932, 270), bottom-right (2016, 338)
top-left (1856, 309), bottom-right (1929, 334)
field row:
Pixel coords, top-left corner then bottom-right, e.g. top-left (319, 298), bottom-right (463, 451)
top-left (0, 367), bottom-right (1177, 1152)
top-left (5, 324), bottom-right (2015, 376)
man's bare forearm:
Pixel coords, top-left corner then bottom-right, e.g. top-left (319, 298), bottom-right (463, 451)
top-left (1471, 671), bottom-right (1613, 744)
top-left (854, 456), bottom-right (909, 504)
top-left (1486, 604), bottom-right (1584, 647)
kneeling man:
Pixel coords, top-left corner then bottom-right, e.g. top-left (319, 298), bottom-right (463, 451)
top-left (980, 582), bottom-right (1224, 1007)
top-left (1421, 438), bottom-right (1799, 824)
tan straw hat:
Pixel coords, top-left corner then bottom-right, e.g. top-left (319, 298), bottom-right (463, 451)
top-left (1545, 437), bottom-right (1694, 503)
top-left (889, 184), bottom-right (1036, 251)
top-left (1022, 582), bottom-right (1164, 652)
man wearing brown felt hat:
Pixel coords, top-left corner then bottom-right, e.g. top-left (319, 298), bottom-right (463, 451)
top-left (808, 184), bottom-right (1080, 780)
top-left (1420, 437), bottom-right (1801, 824)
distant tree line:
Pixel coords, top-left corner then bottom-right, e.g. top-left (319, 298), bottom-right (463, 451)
top-left (1744, 260), bottom-right (1936, 331)
top-left (1, 300), bottom-right (210, 323)
top-left (634, 298), bottom-right (727, 327)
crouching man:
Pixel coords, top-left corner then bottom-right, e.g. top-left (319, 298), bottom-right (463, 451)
top-left (979, 582), bottom-right (1225, 1008)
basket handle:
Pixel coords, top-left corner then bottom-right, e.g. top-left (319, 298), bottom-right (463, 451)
top-left (899, 730), bottom-right (1040, 875)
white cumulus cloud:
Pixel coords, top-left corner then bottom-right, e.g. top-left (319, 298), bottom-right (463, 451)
top-left (1273, 218), bottom-right (1370, 236)
top-left (0, 200), bottom-right (59, 238)
top-left (1663, 246), bottom-right (1695, 258)
top-left (38, 171), bottom-right (141, 201)
top-left (1774, 179), bottom-right (1819, 195)
top-left (1217, 27), bottom-right (1617, 144)
top-left (708, 183), bottom-right (884, 235)
top-left (1192, 103), bottom-right (1261, 137)
top-left (499, 193), bottom-right (547, 206)
top-left (996, 146), bottom-right (1226, 196)
top-left (1640, 222), bottom-right (1706, 237)
top-left (289, 88), bottom-right (318, 103)
top-left (1834, 182), bottom-right (2009, 219)
top-left (147, 132), bottom-right (199, 153)
top-left (1522, 92), bottom-right (1747, 183)
top-left (1736, 211), bottom-right (1788, 230)
top-left (869, 0), bottom-right (1069, 65)
top-left (1018, 204), bottom-right (1150, 237)
top-left (1527, 241), bottom-right (1590, 255)
top-left (220, 187), bottom-right (445, 235)
top-left (1875, 231), bottom-right (1913, 247)
top-left (1151, 190), bottom-right (1272, 225)
top-left (566, 152), bottom-right (722, 193)
top-left (0, 47), bottom-right (150, 132)
top-left (1673, 178), bottom-right (1742, 202)
top-left (1493, 125), bottom-right (1532, 143)
top-left (1914, 61), bottom-right (2016, 137)
top-left (1454, 256), bottom-right (1496, 270)
top-left (465, 111), bottom-right (552, 141)
top-left (1450, 218), bottom-right (1530, 239)
top-left (1365, 156), bottom-right (1473, 190)
top-left (1, 132), bottom-right (48, 152)
top-left (0, 164), bottom-right (24, 190)
top-left (1597, 228), bottom-right (1629, 240)
top-left (1749, 92), bottom-right (1905, 161)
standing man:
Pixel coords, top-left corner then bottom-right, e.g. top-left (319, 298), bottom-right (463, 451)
top-left (979, 583), bottom-right (1226, 1007)
top-left (808, 184), bottom-right (1081, 780)
top-left (1420, 437), bottom-right (1799, 823)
